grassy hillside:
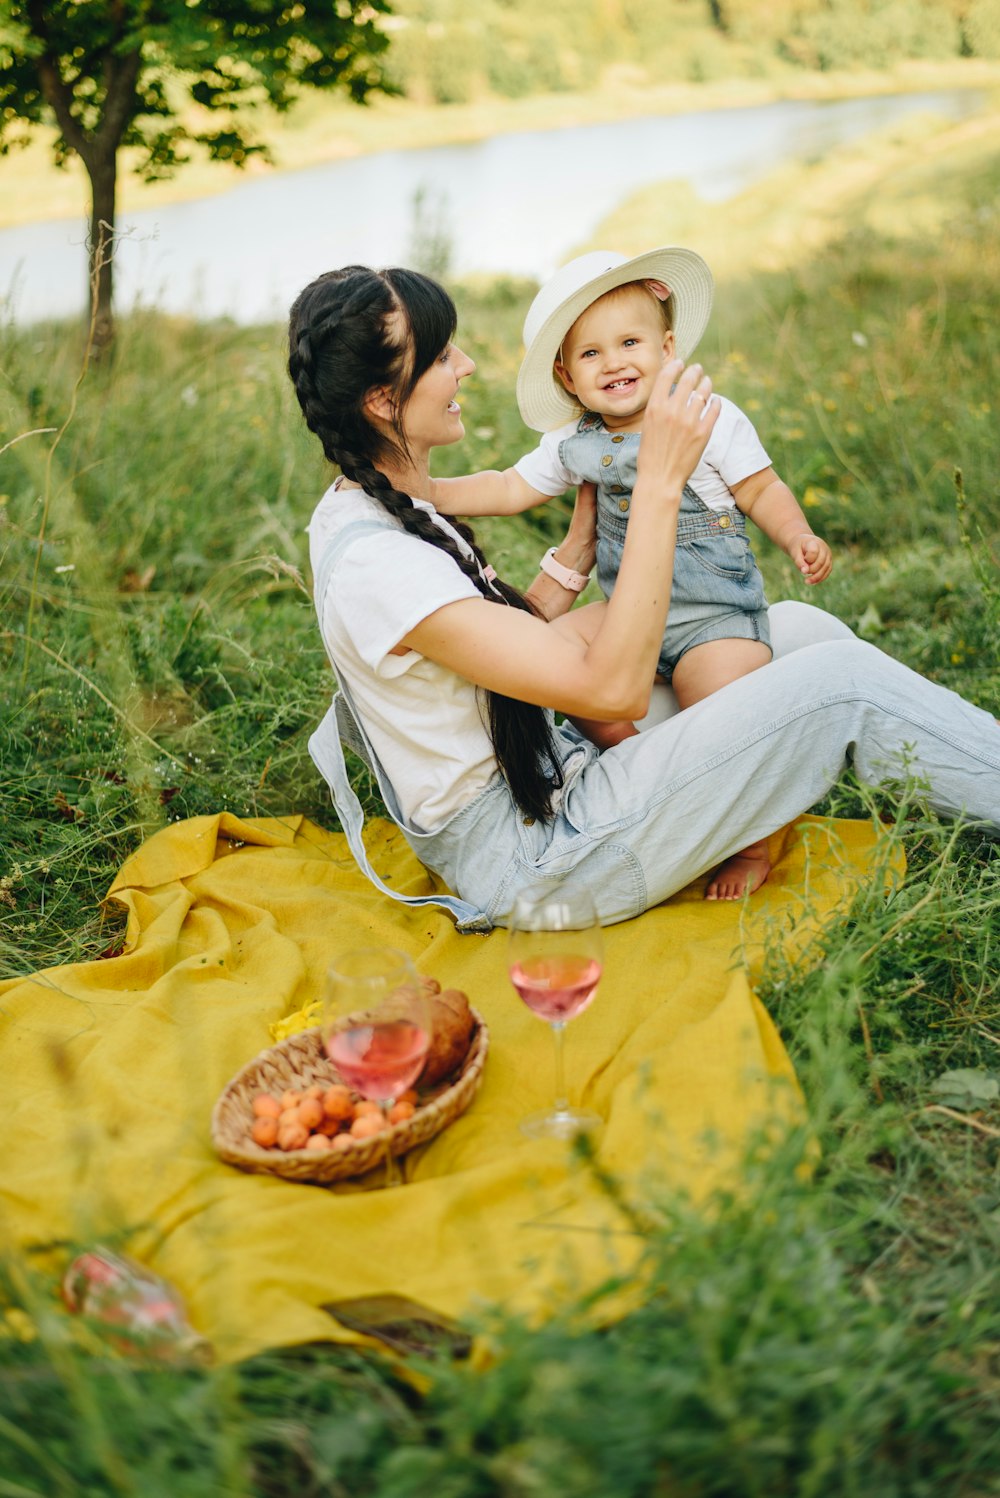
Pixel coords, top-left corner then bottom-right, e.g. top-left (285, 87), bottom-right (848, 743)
top-left (1, 108), bottom-right (998, 1495)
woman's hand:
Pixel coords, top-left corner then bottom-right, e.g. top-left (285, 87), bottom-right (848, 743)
top-left (558, 479), bottom-right (597, 579)
top-left (525, 480), bottom-right (597, 621)
top-left (635, 359), bottom-right (719, 499)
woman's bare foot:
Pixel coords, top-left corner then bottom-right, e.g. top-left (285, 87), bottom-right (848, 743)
top-left (705, 842), bottom-right (771, 901)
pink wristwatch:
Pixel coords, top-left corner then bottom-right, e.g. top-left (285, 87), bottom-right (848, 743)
top-left (539, 547), bottom-right (591, 593)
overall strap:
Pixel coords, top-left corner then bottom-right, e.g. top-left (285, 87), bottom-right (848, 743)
top-left (310, 517), bottom-right (493, 933)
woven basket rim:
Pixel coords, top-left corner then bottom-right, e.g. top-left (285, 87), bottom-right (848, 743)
top-left (211, 1010), bottom-right (489, 1184)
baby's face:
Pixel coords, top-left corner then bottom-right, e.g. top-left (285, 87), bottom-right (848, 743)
top-left (555, 284), bottom-right (675, 432)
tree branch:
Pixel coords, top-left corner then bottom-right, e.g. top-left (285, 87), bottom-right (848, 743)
top-left (26, 0), bottom-right (90, 162)
top-left (96, 47), bottom-right (143, 156)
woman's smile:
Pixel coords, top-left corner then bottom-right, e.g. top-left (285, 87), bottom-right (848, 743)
top-left (405, 342), bottom-right (476, 450)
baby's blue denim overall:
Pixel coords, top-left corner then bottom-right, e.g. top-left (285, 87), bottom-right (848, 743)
top-left (560, 413), bottom-right (771, 679)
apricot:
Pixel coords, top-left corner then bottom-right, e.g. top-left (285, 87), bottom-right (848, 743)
top-left (303, 1084), bottom-right (324, 1101)
top-left (317, 1115), bottom-right (343, 1137)
top-left (350, 1113), bottom-right (386, 1140)
top-left (322, 1085), bottom-right (354, 1122)
top-left (251, 1116), bottom-right (279, 1147)
top-left (352, 1099), bottom-right (381, 1120)
top-left (278, 1107), bottom-right (300, 1132)
top-left (280, 1089), bottom-right (302, 1110)
top-left (278, 1121), bottom-right (309, 1151)
top-left (252, 1093), bottom-right (281, 1119)
top-left (306, 1133), bottom-right (331, 1152)
top-left (297, 1097), bottom-right (324, 1131)
top-left (398, 1089), bottom-right (418, 1106)
top-left (330, 1132), bottom-right (355, 1151)
top-left (388, 1099), bottom-right (416, 1125)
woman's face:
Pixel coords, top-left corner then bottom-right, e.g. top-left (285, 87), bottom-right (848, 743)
top-left (401, 341), bottom-right (477, 455)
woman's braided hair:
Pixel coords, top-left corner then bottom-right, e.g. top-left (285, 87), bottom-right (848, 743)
top-left (288, 264), bottom-right (564, 822)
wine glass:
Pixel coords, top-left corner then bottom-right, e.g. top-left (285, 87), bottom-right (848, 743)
top-left (507, 889), bottom-right (604, 1140)
top-left (322, 946), bottom-right (430, 1188)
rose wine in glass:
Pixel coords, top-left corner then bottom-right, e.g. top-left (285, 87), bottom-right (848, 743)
top-left (323, 946), bottom-right (429, 1187)
top-left (508, 890), bottom-right (603, 1140)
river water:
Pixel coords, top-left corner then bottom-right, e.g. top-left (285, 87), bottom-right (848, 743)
top-left (0, 88), bottom-right (984, 325)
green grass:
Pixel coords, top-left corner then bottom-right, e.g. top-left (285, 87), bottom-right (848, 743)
top-left (1, 109), bottom-right (999, 1495)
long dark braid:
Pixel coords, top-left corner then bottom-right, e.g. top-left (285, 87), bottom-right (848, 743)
top-left (288, 265), bottom-right (564, 822)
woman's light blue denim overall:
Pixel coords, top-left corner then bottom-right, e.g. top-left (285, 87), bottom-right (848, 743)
top-left (310, 519), bottom-right (1000, 932)
top-left (560, 414), bottom-right (771, 679)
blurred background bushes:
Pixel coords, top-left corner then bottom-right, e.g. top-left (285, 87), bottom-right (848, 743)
top-left (382, 0), bottom-right (1000, 106)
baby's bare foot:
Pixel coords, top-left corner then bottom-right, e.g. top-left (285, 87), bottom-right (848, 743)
top-left (705, 846), bottom-right (771, 901)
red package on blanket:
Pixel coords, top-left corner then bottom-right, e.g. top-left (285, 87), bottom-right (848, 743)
top-left (62, 1247), bottom-right (211, 1362)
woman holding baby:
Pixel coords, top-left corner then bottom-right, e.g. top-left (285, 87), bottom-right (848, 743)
top-left (288, 255), bottom-right (1000, 932)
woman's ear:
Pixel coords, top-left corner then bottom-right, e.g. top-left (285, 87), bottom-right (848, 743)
top-left (554, 361), bottom-right (577, 396)
top-left (363, 385), bottom-right (395, 423)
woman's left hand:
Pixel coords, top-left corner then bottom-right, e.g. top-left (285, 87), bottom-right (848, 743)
top-left (525, 481), bottom-right (597, 621)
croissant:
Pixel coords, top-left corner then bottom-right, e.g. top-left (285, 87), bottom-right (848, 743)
top-left (418, 986), bottom-right (476, 1088)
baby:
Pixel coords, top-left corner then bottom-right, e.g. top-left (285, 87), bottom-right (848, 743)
top-left (432, 248), bottom-right (832, 898)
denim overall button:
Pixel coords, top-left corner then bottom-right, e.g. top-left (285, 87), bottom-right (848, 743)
top-left (523, 816), bottom-right (535, 826)
top-left (600, 454), bottom-right (613, 467)
top-left (611, 484), bottom-right (626, 494)
top-left (611, 434), bottom-right (624, 443)
top-left (717, 515), bottom-right (732, 529)
top-left (618, 498), bottom-right (630, 512)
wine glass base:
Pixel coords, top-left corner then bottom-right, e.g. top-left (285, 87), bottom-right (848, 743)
top-left (519, 1107), bottom-right (603, 1142)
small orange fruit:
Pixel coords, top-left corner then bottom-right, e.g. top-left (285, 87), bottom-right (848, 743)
top-left (306, 1133), bottom-right (332, 1151)
top-left (278, 1121), bottom-right (309, 1151)
top-left (388, 1100), bottom-right (416, 1125)
top-left (398, 1089), bottom-right (418, 1106)
top-left (280, 1089), bottom-right (302, 1110)
top-left (297, 1097), bottom-right (324, 1131)
top-left (251, 1116), bottom-right (279, 1147)
top-left (330, 1133), bottom-right (355, 1151)
top-left (303, 1084), bottom-right (324, 1101)
top-left (322, 1085), bottom-right (354, 1121)
top-left (252, 1093), bottom-right (281, 1118)
top-left (350, 1113), bottom-right (386, 1140)
top-left (352, 1099), bottom-right (381, 1120)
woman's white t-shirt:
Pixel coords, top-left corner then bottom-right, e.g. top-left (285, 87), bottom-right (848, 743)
top-left (308, 484), bottom-right (499, 832)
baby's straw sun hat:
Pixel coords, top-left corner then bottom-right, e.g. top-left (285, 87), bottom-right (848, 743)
top-left (516, 247), bottom-right (714, 433)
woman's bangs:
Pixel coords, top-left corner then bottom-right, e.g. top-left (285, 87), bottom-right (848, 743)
top-left (388, 269), bottom-right (458, 388)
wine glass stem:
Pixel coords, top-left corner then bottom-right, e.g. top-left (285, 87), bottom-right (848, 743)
top-left (380, 1102), bottom-right (400, 1188)
top-left (550, 1021), bottom-right (569, 1116)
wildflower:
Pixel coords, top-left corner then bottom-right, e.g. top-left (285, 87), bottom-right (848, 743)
top-left (852, 331), bottom-right (869, 347)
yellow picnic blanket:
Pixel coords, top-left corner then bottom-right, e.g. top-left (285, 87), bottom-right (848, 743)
top-left (0, 811), bottom-right (887, 1363)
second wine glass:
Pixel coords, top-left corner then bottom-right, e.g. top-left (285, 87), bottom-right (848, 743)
top-left (508, 889), bottom-right (603, 1141)
top-left (323, 946), bottom-right (429, 1187)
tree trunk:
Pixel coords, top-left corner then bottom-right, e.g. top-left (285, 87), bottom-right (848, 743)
top-left (86, 149), bottom-right (118, 356)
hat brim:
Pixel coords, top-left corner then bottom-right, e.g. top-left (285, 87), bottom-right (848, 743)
top-left (516, 247), bottom-right (714, 434)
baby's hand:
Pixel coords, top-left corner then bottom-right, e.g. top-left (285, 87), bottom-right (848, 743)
top-left (791, 533), bottom-right (832, 585)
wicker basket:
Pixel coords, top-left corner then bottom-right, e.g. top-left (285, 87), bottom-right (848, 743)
top-left (211, 1011), bottom-right (489, 1184)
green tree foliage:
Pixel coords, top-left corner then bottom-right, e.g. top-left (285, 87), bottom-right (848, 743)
top-left (0, 1), bottom-right (392, 349)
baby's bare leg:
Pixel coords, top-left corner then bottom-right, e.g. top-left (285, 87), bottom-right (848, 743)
top-left (672, 639), bottom-right (774, 901)
top-left (549, 603), bottom-right (639, 748)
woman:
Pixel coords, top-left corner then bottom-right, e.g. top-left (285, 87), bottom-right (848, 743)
top-left (289, 264), bottom-right (999, 931)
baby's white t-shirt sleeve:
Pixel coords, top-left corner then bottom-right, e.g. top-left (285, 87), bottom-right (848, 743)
top-left (706, 395), bottom-right (772, 488)
top-left (513, 425), bottom-right (580, 495)
top-left (328, 529), bottom-right (482, 676)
